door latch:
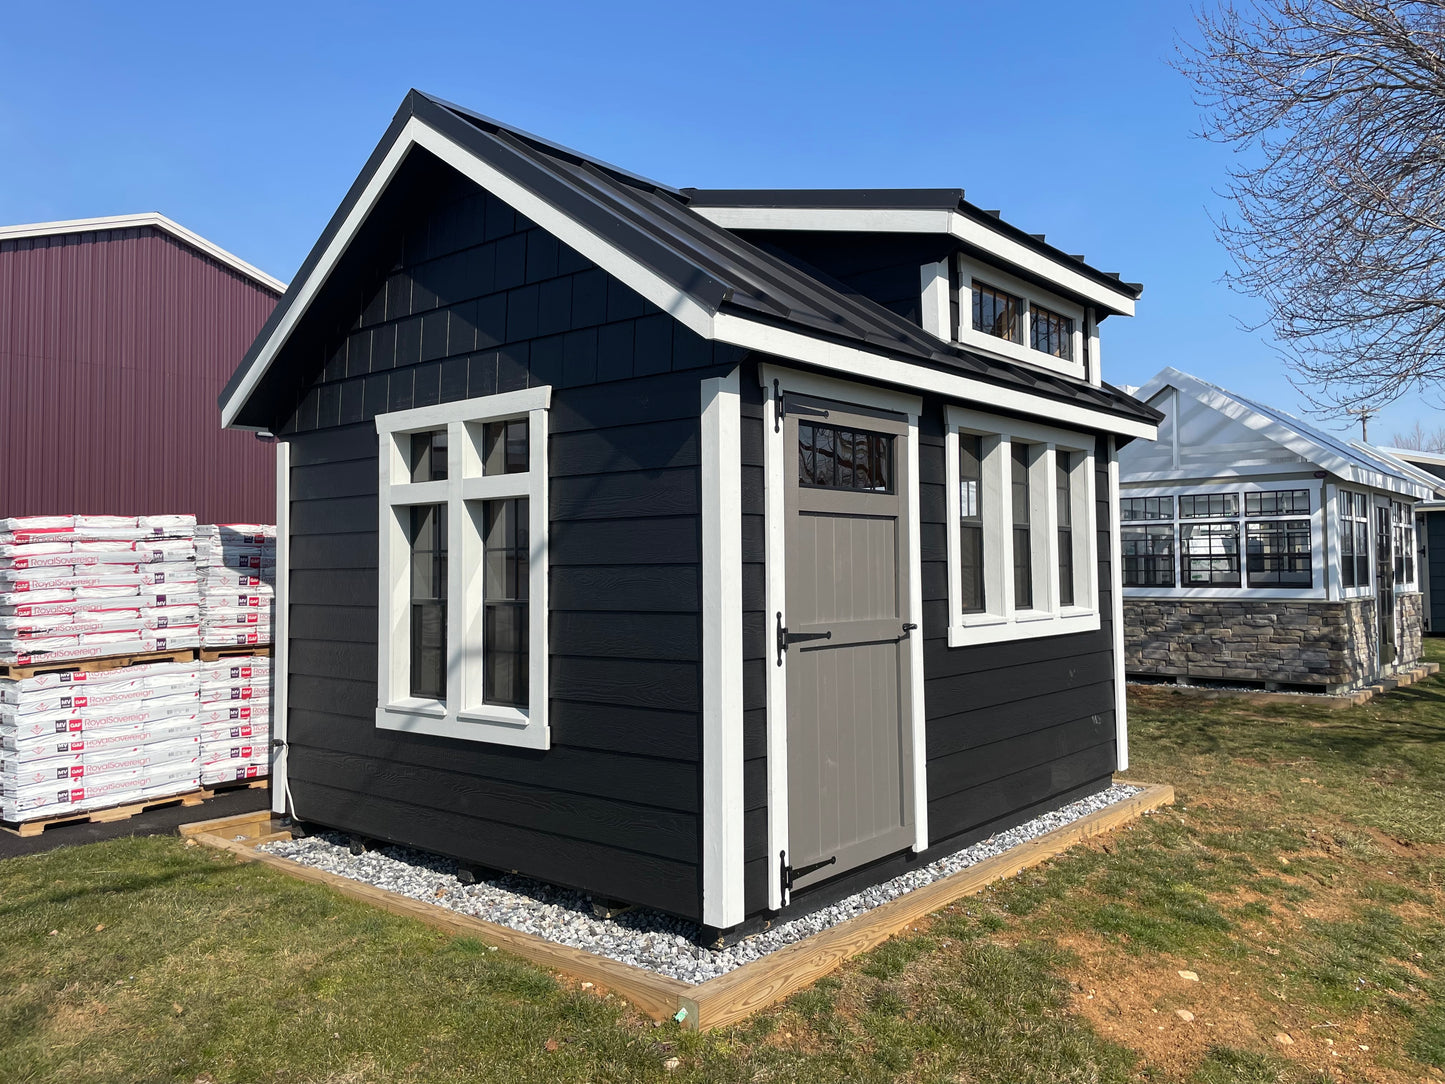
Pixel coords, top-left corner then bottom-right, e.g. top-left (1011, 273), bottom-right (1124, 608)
top-left (900, 622), bottom-right (919, 640)
top-left (776, 612), bottom-right (832, 666)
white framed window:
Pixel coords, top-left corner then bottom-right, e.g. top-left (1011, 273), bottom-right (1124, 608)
top-left (1338, 490), bottom-right (1371, 594)
top-left (953, 256), bottom-right (1087, 381)
top-left (1120, 482), bottom-right (1324, 599)
top-left (375, 386), bottom-right (551, 749)
top-left (1393, 500), bottom-right (1417, 589)
top-left (945, 406), bottom-right (1099, 646)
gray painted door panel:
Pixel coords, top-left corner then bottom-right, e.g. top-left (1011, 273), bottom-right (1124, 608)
top-left (782, 397), bottom-right (914, 892)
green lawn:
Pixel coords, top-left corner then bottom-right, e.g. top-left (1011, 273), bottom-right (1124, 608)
top-left (3, 642), bottom-right (1443, 1083)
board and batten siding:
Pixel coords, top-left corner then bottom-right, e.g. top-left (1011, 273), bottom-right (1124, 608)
top-left (738, 378), bottom-right (1117, 915)
top-left (269, 151), bottom-right (741, 920)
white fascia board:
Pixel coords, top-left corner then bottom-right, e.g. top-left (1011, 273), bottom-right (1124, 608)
top-left (694, 205), bottom-right (954, 236)
top-left (718, 313), bottom-right (1156, 440)
top-left (0, 212), bottom-right (286, 293)
top-left (946, 212), bottom-right (1135, 317)
top-left (221, 117), bottom-right (717, 429)
top-left (688, 205), bottom-right (1137, 316)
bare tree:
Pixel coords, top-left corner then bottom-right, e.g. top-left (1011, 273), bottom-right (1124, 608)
top-left (1177, 1), bottom-right (1445, 412)
top-left (1389, 419), bottom-right (1445, 450)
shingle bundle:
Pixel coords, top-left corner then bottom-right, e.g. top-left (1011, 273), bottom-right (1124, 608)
top-left (0, 659), bottom-right (202, 823)
top-left (195, 525), bottom-right (275, 648)
top-left (0, 515), bottom-right (200, 666)
top-left (198, 656), bottom-right (271, 785)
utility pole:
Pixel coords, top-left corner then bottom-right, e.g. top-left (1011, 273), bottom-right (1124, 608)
top-left (1344, 405), bottom-right (1376, 443)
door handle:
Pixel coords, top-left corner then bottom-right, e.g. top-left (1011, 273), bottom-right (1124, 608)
top-left (776, 612), bottom-right (831, 666)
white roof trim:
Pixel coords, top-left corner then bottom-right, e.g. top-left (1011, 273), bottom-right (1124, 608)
top-left (220, 114), bottom-right (1156, 440)
top-left (689, 205), bottom-right (1137, 317)
top-left (1135, 367), bottom-right (1433, 500)
top-left (0, 213), bottom-right (286, 294)
top-left (715, 313), bottom-right (1157, 440)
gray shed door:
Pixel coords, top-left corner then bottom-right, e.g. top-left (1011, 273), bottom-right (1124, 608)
top-left (782, 395), bottom-right (915, 893)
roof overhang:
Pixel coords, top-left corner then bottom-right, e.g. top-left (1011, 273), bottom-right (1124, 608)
top-left (220, 97), bottom-right (1156, 442)
top-left (687, 203), bottom-right (1138, 317)
top-left (0, 213), bottom-right (285, 294)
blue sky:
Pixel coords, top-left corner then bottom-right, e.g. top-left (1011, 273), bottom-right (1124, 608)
top-left (1, 0), bottom-right (1434, 442)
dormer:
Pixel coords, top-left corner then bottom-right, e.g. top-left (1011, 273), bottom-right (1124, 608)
top-left (685, 190), bottom-right (1141, 387)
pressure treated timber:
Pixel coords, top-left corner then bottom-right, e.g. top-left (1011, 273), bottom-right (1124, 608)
top-left (683, 782), bottom-right (1173, 1030)
top-left (183, 782), bottom-right (1172, 1030)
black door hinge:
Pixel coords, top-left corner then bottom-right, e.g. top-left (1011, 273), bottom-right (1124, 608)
top-left (776, 612), bottom-right (831, 666)
top-left (781, 849), bottom-right (837, 892)
top-left (774, 379), bottom-right (830, 432)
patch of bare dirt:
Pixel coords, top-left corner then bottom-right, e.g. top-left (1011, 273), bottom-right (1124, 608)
top-left (1057, 930), bottom-right (1424, 1084)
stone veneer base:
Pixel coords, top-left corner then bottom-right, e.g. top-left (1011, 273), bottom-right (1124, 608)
top-left (1124, 594), bottom-right (1424, 692)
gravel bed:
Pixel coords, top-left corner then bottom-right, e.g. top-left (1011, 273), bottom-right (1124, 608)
top-left (261, 783), bottom-right (1143, 983)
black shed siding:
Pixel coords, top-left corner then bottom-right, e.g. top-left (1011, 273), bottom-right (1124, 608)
top-left (271, 150), bottom-right (741, 920)
top-left (739, 382), bottom-right (1118, 915)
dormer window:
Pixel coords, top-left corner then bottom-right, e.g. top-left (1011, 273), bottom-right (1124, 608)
top-left (971, 281), bottom-right (1021, 343)
top-left (1030, 304), bottom-right (1073, 361)
top-left (940, 256), bottom-right (1090, 382)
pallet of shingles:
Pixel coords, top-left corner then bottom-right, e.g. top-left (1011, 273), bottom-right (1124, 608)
top-left (0, 515), bottom-right (201, 667)
top-left (1, 658), bottom-right (203, 824)
top-left (195, 524), bottom-right (275, 650)
top-left (197, 655), bottom-right (271, 785)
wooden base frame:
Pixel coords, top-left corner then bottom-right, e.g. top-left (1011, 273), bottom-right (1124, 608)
top-left (182, 781), bottom-right (1174, 1030)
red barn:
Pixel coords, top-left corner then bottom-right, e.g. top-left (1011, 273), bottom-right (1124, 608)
top-left (0, 213), bottom-right (284, 522)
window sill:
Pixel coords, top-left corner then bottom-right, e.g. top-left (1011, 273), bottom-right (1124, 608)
top-left (375, 704), bottom-right (549, 750)
top-left (947, 608), bottom-right (1100, 647)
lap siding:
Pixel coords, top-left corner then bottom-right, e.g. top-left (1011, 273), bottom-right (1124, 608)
top-left (281, 367), bottom-right (709, 917)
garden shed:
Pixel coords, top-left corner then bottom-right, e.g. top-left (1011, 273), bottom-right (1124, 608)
top-left (219, 90), bottom-right (1159, 934)
top-left (1119, 368), bottom-right (1431, 691)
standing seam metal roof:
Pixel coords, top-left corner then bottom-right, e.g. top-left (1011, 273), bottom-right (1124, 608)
top-left (221, 90), bottom-right (1159, 429)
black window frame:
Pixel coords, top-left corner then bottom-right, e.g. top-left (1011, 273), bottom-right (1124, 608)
top-left (971, 281), bottom-right (1021, 344)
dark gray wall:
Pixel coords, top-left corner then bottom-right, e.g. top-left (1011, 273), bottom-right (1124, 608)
top-left (272, 150), bottom-right (740, 920)
top-left (1429, 510), bottom-right (1445, 633)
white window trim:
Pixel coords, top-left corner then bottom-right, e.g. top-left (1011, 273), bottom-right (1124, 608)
top-left (945, 406), bottom-right (1099, 647)
top-left (374, 386), bottom-right (551, 749)
top-left (1119, 481), bottom-right (1326, 600)
top-left (1335, 486), bottom-right (1373, 599)
top-left (955, 255), bottom-right (1087, 382)
top-left (1391, 497), bottom-right (1419, 592)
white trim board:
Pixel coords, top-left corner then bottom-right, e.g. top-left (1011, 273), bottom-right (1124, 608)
top-left (757, 363), bottom-right (928, 911)
top-left (219, 114), bottom-right (1156, 444)
top-left (272, 440), bottom-right (292, 816)
top-left (1107, 437), bottom-right (1128, 772)
top-left (700, 369), bottom-right (745, 929)
top-left (688, 205), bottom-right (1138, 317)
top-left (0, 212), bottom-right (286, 294)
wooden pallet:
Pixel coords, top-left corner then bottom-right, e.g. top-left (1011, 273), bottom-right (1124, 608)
top-left (0, 647), bottom-right (197, 681)
top-left (184, 781), bottom-right (1175, 1031)
top-left (3, 789), bottom-right (206, 838)
top-left (198, 644), bottom-right (273, 662)
top-left (199, 777), bottom-right (270, 799)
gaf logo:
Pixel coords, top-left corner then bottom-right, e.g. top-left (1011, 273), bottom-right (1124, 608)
top-left (53, 719), bottom-right (83, 734)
